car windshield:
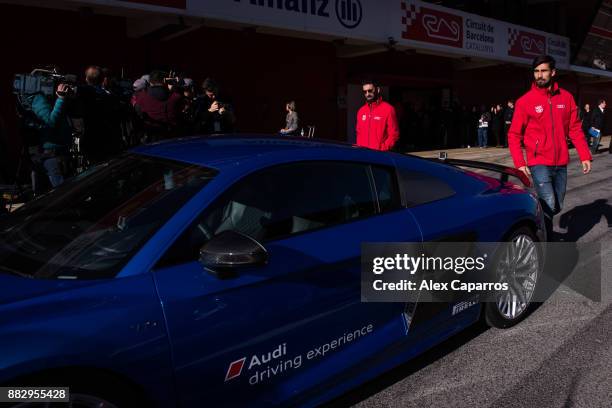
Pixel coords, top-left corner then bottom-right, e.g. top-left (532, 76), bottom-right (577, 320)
top-left (0, 154), bottom-right (217, 279)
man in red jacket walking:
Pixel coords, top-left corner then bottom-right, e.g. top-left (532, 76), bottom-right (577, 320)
top-left (356, 80), bottom-right (399, 151)
top-left (508, 55), bottom-right (592, 237)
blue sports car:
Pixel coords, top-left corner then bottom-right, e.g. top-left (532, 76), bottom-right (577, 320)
top-left (0, 136), bottom-right (545, 407)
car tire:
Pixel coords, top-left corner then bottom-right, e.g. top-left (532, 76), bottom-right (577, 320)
top-left (485, 226), bottom-right (542, 329)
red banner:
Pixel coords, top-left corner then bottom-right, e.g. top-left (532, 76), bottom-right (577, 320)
top-left (120, 0), bottom-right (186, 9)
top-left (401, 1), bottom-right (463, 48)
top-left (508, 28), bottom-right (546, 59)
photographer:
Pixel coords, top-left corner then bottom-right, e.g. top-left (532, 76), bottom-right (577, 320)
top-left (132, 70), bottom-right (183, 142)
top-left (27, 80), bottom-right (74, 189)
top-left (174, 77), bottom-right (199, 136)
top-left (78, 65), bottom-right (123, 165)
top-left (194, 78), bottom-right (236, 134)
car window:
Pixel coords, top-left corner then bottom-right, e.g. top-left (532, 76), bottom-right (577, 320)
top-left (158, 161), bottom-right (380, 267)
top-left (0, 154), bottom-right (217, 279)
top-left (371, 166), bottom-right (402, 213)
top-left (397, 169), bottom-right (456, 206)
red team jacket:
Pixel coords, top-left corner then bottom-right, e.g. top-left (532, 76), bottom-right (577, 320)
top-left (508, 82), bottom-right (592, 168)
top-left (356, 99), bottom-right (400, 151)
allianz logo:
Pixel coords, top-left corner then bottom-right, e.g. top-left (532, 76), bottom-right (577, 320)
top-left (233, 0), bottom-right (363, 29)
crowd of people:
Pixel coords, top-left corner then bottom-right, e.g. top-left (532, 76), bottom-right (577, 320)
top-left (580, 99), bottom-right (607, 154)
top-left (355, 83), bottom-right (518, 152)
top-left (378, 94), bottom-right (607, 153)
top-left (474, 101), bottom-right (515, 149)
top-left (5, 65), bottom-right (312, 196)
top-left (1, 59), bottom-right (608, 204)
top-left (384, 101), bottom-right (515, 151)
top-left (129, 73), bottom-right (237, 143)
top-left (9, 66), bottom-right (241, 194)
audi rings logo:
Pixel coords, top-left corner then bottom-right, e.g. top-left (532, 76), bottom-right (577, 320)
top-left (336, 0), bottom-right (362, 29)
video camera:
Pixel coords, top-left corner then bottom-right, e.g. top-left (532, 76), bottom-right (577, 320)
top-left (164, 70), bottom-right (194, 91)
top-left (165, 77), bottom-right (180, 87)
top-left (13, 69), bottom-right (78, 103)
top-left (13, 69), bottom-right (77, 133)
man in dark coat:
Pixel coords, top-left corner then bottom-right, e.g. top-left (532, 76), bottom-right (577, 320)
top-left (194, 78), bottom-right (236, 134)
top-left (589, 99), bottom-right (606, 154)
top-left (78, 66), bottom-right (123, 164)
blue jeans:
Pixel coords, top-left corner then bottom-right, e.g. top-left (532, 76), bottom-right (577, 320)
top-left (591, 134), bottom-right (601, 154)
top-left (530, 165), bottom-right (567, 234)
top-left (583, 127), bottom-right (591, 146)
top-left (477, 127), bottom-right (488, 147)
top-left (43, 156), bottom-right (64, 187)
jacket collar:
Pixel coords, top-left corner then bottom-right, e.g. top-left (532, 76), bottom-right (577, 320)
top-left (368, 97), bottom-right (383, 107)
top-left (531, 81), bottom-right (560, 97)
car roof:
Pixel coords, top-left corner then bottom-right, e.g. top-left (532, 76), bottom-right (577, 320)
top-left (130, 134), bottom-right (386, 169)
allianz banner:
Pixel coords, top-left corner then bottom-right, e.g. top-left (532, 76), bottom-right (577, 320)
top-left (195, 0), bottom-right (393, 40)
top-left (81, 0), bottom-right (570, 68)
top-left (199, 0), bottom-right (569, 68)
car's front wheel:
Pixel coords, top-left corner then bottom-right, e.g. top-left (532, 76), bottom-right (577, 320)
top-left (485, 226), bottom-right (542, 328)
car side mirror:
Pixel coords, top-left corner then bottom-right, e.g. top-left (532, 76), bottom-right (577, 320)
top-left (199, 230), bottom-right (268, 278)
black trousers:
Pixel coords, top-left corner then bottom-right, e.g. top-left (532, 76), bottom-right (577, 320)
top-left (503, 123), bottom-right (511, 147)
top-left (491, 126), bottom-right (500, 146)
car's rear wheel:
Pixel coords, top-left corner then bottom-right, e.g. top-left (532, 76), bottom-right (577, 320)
top-left (485, 226), bottom-right (541, 328)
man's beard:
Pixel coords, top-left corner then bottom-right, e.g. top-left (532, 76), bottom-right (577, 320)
top-left (535, 78), bottom-right (551, 88)
top-left (366, 94), bottom-right (377, 103)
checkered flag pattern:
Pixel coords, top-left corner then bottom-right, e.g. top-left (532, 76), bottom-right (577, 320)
top-left (401, 0), bottom-right (420, 36)
top-left (508, 27), bottom-right (519, 48)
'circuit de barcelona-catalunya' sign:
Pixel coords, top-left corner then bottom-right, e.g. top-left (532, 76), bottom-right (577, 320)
top-left (398, 0), bottom-right (569, 67)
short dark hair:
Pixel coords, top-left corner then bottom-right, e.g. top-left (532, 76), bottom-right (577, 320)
top-left (598, 98), bottom-right (607, 105)
top-left (361, 79), bottom-right (378, 88)
top-left (202, 78), bottom-right (219, 93)
top-left (532, 55), bottom-right (556, 71)
top-left (149, 70), bottom-right (166, 84)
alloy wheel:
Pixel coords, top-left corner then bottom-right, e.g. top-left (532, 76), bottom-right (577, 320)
top-left (495, 234), bottom-right (539, 320)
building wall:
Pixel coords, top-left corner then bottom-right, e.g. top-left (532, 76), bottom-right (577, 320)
top-left (153, 26), bottom-right (339, 138)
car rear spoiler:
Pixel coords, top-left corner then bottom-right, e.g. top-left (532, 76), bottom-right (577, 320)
top-left (427, 154), bottom-right (532, 188)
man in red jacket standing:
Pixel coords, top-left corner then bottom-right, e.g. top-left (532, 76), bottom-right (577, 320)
top-left (356, 80), bottom-right (399, 151)
top-left (508, 55), bottom-right (592, 238)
